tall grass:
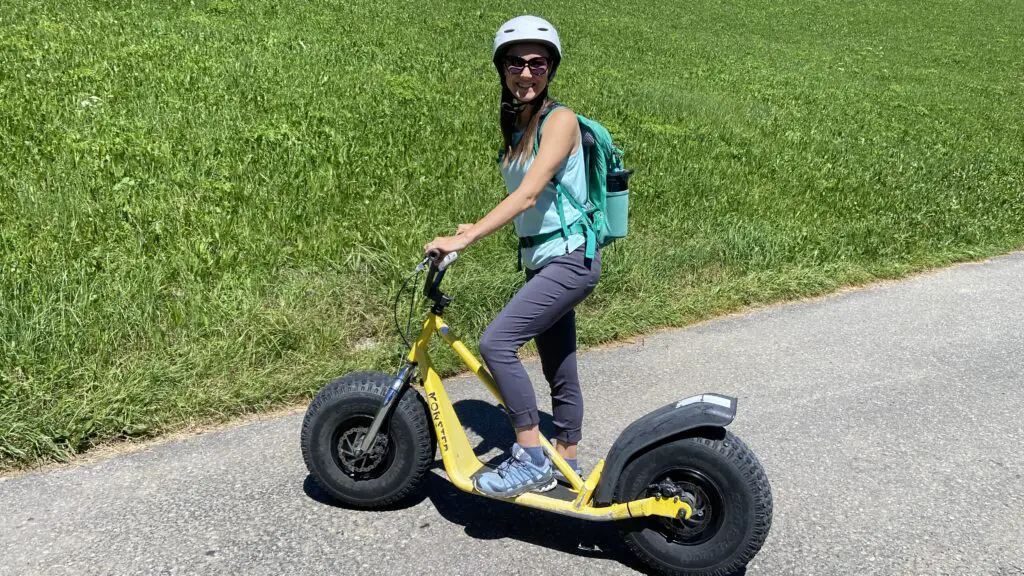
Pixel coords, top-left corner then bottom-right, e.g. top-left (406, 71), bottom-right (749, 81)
top-left (2, 0), bottom-right (1022, 467)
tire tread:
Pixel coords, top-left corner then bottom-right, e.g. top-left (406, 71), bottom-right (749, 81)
top-left (619, 431), bottom-right (773, 576)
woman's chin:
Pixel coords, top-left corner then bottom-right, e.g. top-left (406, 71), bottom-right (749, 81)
top-left (513, 88), bottom-right (539, 103)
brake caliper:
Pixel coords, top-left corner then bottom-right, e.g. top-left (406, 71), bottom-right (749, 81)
top-left (648, 479), bottom-right (698, 520)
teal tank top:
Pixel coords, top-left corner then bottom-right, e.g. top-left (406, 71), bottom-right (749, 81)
top-left (499, 132), bottom-right (588, 270)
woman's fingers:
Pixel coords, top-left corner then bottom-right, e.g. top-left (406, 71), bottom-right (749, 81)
top-left (424, 238), bottom-right (443, 257)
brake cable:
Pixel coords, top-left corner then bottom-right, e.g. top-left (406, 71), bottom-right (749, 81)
top-left (392, 258), bottom-right (431, 349)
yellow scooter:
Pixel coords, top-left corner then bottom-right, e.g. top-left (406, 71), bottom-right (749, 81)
top-left (301, 252), bottom-right (772, 576)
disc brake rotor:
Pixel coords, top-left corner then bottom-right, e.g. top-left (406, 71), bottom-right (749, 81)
top-left (648, 470), bottom-right (724, 545)
top-left (666, 481), bottom-right (713, 539)
top-left (337, 425), bottom-right (389, 475)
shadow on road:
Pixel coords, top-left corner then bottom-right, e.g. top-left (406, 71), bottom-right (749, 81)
top-left (423, 398), bottom-right (655, 573)
top-left (454, 398), bottom-right (550, 462)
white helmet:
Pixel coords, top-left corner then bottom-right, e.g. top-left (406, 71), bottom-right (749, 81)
top-left (492, 15), bottom-right (562, 75)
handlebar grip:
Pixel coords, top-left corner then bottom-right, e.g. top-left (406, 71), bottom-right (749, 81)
top-left (425, 251), bottom-right (458, 270)
top-left (437, 252), bottom-right (458, 271)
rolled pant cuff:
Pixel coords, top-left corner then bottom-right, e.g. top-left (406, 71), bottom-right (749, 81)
top-left (553, 429), bottom-right (582, 444)
top-left (508, 409), bottom-right (540, 430)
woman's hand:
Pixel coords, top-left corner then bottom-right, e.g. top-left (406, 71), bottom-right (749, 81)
top-left (424, 234), bottom-right (471, 258)
top-left (424, 224), bottom-right (475, 257)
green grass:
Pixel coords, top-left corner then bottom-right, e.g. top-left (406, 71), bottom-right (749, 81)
top-left (2, 0), bottom-right (1022, 468)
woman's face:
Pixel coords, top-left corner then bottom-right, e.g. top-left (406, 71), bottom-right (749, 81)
top-left (502, 43), bottom-right (551, 104)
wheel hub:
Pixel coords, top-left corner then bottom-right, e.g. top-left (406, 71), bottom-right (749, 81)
top-left (669, 482), bottom-right (713, 536)
top-left (647, 469), bottom-right (724, 545)
top-left (336, 425), bottom-right (389, 476)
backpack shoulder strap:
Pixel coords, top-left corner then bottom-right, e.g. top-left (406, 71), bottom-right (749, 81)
top-left (556, 178), bottom-right (597, 260)
top-left (529, 103), bottom-right (599, 261)
top-left (533, 102), bottom-right (566, 155)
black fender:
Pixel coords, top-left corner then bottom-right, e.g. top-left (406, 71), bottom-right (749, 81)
top-left (592, 393), bottom-right (737, 506)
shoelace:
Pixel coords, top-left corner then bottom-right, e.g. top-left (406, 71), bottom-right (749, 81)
top-left (495, 457), bottom-right (515, 476)
top-left (494, 456), bottom-right (532, 484)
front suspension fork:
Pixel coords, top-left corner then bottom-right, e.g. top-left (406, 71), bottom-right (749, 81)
top-left (355, 361), bottom-right (416, 455)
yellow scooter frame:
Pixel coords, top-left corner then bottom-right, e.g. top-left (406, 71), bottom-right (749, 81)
top-left (407, 313), bottom-right (692, 522)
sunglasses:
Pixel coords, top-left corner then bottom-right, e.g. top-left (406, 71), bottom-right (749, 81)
top-left (504, 56), bottom-right (550, 76)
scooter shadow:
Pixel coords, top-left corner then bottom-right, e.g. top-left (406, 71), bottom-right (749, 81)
top-left (422, 399), bottom-right (656, 573)
top-left (432, 399), bottom-right (746, 576)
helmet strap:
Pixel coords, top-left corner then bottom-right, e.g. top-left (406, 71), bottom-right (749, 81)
top-left (501, 100), bottom-right (527, 114)
top-left (507, 89), bottom-right (547, 128)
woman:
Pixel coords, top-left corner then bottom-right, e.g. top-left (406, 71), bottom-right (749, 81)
top-left (424, 15), bottom-right (601, 498)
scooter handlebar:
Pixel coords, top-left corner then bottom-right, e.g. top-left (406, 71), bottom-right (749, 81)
top-left (422, 251), bottom-right (458, 298)
top-left (426, 250), bottom-right (459, 272)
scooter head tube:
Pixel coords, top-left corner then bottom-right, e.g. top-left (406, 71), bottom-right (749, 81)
top-left (592, 394), bottom-right (737, 506)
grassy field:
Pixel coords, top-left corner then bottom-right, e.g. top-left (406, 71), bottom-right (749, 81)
top-left (2, 0), bottom-right (1022, 468)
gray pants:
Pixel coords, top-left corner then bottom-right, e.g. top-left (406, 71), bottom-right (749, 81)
top-left (479, 245), bottom-right (601, 444)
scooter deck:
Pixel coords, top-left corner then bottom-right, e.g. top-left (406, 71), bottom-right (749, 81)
top-left (542, 483), bottom-right (579, 502)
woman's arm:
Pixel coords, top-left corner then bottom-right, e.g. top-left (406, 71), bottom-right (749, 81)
top-left (425, 107), bottom-right (580, 255)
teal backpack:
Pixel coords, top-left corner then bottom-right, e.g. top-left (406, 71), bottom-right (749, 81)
top-left (519, 103), bottom-right (633, 268)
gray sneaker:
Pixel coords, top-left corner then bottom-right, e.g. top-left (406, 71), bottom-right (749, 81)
top-left (473, 443), bottom-right (554, 499)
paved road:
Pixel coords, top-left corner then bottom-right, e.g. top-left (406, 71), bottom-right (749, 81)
top-left (3, 253), bottom-right (1024, 576)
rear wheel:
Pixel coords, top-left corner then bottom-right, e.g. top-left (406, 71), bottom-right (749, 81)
top-left (300, 372), bottom-right (435, 508)
top-left (614, 431), bottom-right (772, 576)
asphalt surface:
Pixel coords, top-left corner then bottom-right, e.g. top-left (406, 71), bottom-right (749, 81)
top-left (2, 253), bottom-right (1024, 576)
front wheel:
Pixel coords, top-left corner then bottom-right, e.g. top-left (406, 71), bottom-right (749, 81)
top-left (614, 431), bottom-right (773, 576)
top-left (300, 372), bottom-right (435, 508)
